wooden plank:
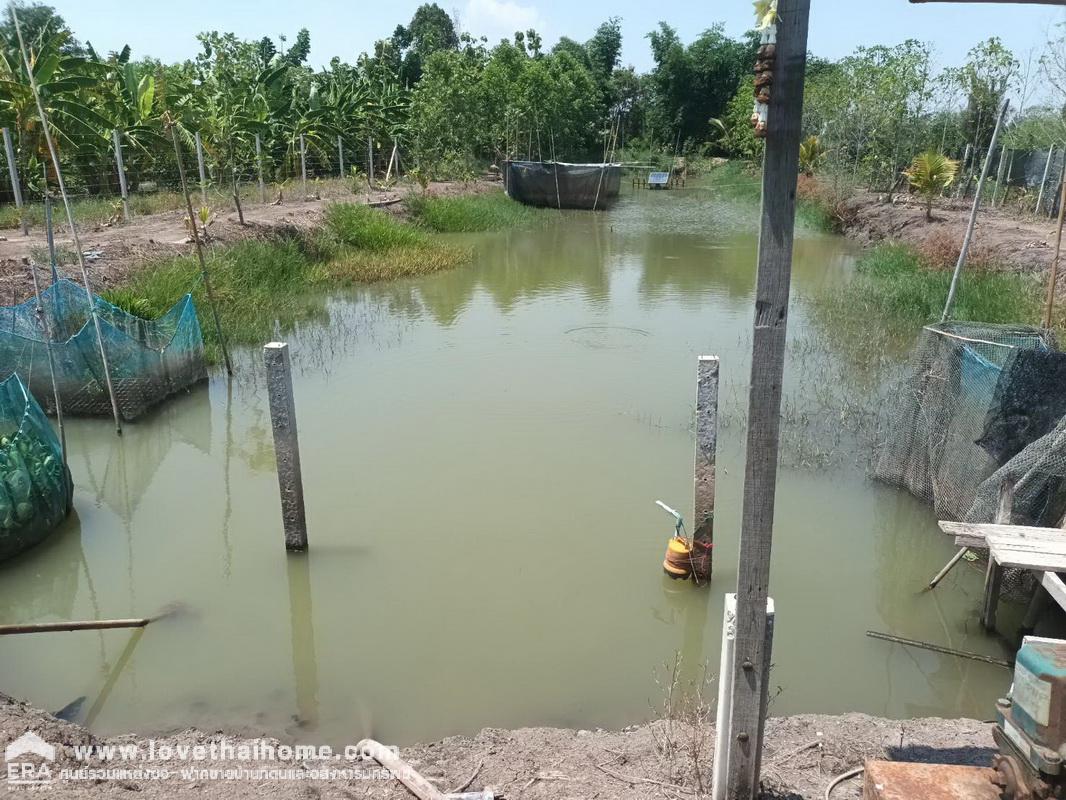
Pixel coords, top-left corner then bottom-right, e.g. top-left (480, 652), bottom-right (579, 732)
top-left (1040, 572), bottom-right (1066, 612)
top-left (725, 2), bottom-right (810, 797)
top-left (987, 547), bottom-right (1066, 572)
top-left (939, 522), bottom-right (1065, 542)
top-left (954, 534), bottom-right (986, 548)
top-left (985, 537), bottom-right (1066, 555)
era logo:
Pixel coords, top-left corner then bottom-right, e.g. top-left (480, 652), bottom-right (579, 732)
top-left (5, 732), bottom-right (55, 784)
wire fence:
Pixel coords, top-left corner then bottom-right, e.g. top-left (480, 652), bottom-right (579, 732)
top-left (0, 129), bottom-right (405, 231)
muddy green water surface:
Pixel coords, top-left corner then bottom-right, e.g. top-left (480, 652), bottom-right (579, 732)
top-left (0, 185), bottom-right (1015, 745)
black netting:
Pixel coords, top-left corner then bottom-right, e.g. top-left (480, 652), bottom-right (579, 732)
top-left (503, 161), bottom-right (621, 209)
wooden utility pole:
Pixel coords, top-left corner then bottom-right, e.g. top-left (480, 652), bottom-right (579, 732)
top-left (724, 1), bottom-right (810, 797)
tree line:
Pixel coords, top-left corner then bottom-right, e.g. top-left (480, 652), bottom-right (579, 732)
top-left (1, 0), bottom-right (1063, 202)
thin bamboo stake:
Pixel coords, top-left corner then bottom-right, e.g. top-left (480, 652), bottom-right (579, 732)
top-left (170, 124), bottom-right (233, 377)
top-left (866, 630), bottom-right (1010, 668)
top-left (941, 98), bottom-right (1009, 323)
top-left (23, 256), bottom-right (65, 465)
top-left (550, 130), bottom-right (562, 211)
top-left (1043, 158), bottom-right (1066, 329)
top-left (12, 8), bottom-right (122, 433)
top-left (0, 618), bottom-right (149, 635)
top-left (385, 142), bottom-right (398, 182)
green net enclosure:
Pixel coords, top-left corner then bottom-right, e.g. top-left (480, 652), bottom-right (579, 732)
top-left (874, 322), bottom-right (1056, 522)
top-left (0, 373), bottom-right (73, 562)
top-left (0, 280), bottom-right (207, 421)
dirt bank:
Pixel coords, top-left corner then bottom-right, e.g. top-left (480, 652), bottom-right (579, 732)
top-left (839, 189), bottom-right (1059, 276)
top-left (0, 180), bottom-right (500, 303)
top-left (0, 691), bottom-right (995, 799)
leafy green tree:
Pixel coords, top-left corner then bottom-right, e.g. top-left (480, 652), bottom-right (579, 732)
top-left (392, 4), bottom-right (458, 84)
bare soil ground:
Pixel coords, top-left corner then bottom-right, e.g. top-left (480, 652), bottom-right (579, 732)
top-left (0, 180), bottom-right (501, 304)
top-left (841, 190), bottom-right (1060, 277)
top-left (0, 691), bottom-right (995, 799)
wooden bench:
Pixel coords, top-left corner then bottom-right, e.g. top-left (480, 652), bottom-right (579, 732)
top-left (937, 519), bottom-right (1066, 628)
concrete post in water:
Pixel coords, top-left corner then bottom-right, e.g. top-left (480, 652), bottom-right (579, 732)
top-left (299, 134), bottom-right (308, 199)
top-left (337, 135), bottom-right (344, 178)
top-left (712, 594), bottom-right (775, 800)
top-left (1037, 147), bottom-right (1055, 216)
top-left (255, 133), bottom-right (266, 204)
top-left (195, 132), bottom-right (208, 207)
top-left (112, 129), bottom-right (131, 223)
top-left (2, 127), bottom-right (28, 236)
top-left (692, 355), bottom-right (719, 584)
top-left (264, 342), bottom-right (308, 551)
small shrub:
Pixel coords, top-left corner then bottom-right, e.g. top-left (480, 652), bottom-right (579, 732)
top-left (915, 227), bottom-right (997, 271)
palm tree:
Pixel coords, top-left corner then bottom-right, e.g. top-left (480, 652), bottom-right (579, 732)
top-left (903, 151), bottom-right (959, 220)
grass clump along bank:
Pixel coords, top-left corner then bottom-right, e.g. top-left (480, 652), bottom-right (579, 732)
top-left (815, 243), bottom-right (1042, 333)
top-left (405, 192), bottom-right (540, 232)
top-left (105, 203), bottom-right (470, 362)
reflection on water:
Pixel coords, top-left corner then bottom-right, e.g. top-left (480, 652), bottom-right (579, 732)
top-left (0, 183), bottom-right (1014, 745)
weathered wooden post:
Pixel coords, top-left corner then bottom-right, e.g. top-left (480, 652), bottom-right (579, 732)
top-left (722, 1), bottom-right (809, 797)
top-left (299, 133), bottom-right (308, 199)
top-left (1037, 146), bottom-right (1055, 216)
top-left (2, 127), bottom-right (28, 236)
top-left (337, 135), bottom-right (345, 178)
top-left (691, 355), bottom-right (719, 584)
top-left (255, 133), bottom-right (266, 204)
top-left (264, 342), bottom-right (308, 551)
top-left (1044, 159), bottom-right (1066, 328)
top-left (981, 479), bottom-right (1014, 630)
top-left (112, 129), bottom-right (131, 222)
top-left (194, 131), bottom-right (208, 206)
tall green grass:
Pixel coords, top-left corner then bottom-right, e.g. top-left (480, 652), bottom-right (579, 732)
top-left (107, 207), bottom-right (472, 363)
top-left (325, 202), bottom-right (426, 249)
top-left (405, 192), bottom-right (540, 232)
top-left (815, 243), bottom-right (1042, 331)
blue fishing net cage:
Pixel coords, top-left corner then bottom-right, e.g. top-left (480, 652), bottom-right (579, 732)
top-left (0, 279), bottom-right (207, 421)
top-left (0, 373), bottom-right (72, 562)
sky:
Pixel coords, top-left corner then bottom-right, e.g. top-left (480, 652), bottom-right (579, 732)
top-left (42, 0), bottom-right (1066, 79)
